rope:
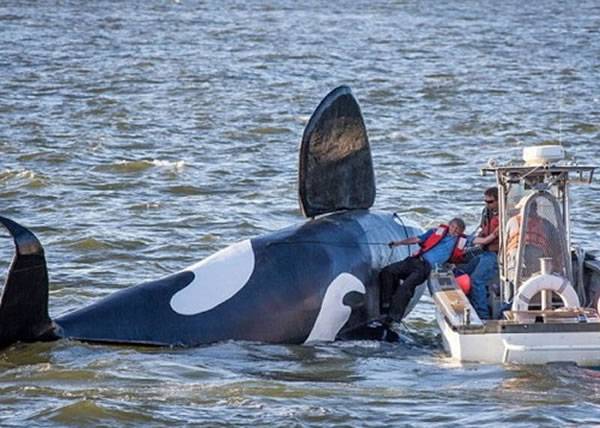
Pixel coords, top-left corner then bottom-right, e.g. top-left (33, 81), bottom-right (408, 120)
top-left (266, 240), bottom-right (392, 249)
top-left (265, 213), bottom-right (415, 264)
top-left (393, 213), bottom-right (414, 254)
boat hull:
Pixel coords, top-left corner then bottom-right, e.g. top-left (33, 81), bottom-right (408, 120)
top-left (437, 311), bottom-right (600, 365)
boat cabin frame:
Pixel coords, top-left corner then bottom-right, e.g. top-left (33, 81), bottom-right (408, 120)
top-left (481, 163), bottom-right (596, 308)
top-left (428, 147), bottom-right (600, 365)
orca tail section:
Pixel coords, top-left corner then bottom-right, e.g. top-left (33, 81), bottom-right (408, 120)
top-left (0, 216), bottom-right (57, 349)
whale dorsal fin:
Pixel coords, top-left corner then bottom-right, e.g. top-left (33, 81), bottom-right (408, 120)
top-left (299, 86), bottom-right (375, 218)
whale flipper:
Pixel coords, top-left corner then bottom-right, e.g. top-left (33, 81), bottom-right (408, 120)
top-left (299, 85), bottom-right (375, 218)
top-left (0, 216), bottom-right (56, 348)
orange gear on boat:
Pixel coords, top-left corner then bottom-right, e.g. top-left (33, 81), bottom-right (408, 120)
top-left (506, 215), bottom-right (548, 251)
top-left (455, 273), bottom-right (472, 295)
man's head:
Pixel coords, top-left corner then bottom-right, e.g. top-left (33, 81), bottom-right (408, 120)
top-left (484, 187), bottom-right (499, 210)
top-left (448, 218), bottom-right (466, 236)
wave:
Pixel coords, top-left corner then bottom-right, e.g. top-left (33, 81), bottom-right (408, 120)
top-left (0, 169), bottom-right (48, 188)
top-left (93, 160), bottom-right (185, 174)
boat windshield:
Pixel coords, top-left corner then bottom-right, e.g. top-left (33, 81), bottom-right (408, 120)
top-left (504, 191), bottom-right (571, 288)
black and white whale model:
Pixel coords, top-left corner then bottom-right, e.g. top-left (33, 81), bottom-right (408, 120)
top-left (0, 86), bottom-right (423, 349)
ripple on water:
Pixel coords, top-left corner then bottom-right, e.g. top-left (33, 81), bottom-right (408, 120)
top-left (0, 169), bottom-right (49, 188)
top-left (63, 237), bottom-right (148, 252)
top-left (568, 122), bottom-right (599, 134)
top-left (128, 202), bottom-right (162, 211)
top-left (37, 400), bottom-right (157, 426)
top-left (63, 238), bottom-right (116, 251)
top-left (248, 126), bottom-right (292, 135)
top-left (163, 185), bottom-right (211, 196)
top-left (16, 151), bottom-right (71, 163)
top-left (92, 160), bottom-right (185, 174)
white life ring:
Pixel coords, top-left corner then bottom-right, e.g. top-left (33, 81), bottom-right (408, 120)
top-left (512, 274), bottom-right (580, 311)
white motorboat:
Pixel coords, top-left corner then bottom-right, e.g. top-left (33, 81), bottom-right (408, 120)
top-left (429, 145), bottom-right (600, 365)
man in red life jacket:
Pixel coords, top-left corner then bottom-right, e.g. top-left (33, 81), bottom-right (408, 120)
top-left (460, 187), bottom-right (500, 320)
top-left (380, 217), bottom-right (467, 323)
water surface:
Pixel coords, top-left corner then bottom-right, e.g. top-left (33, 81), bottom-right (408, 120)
top-left (1, 1), bottom-right (600, 426)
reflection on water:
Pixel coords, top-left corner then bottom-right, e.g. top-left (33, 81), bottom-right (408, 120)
top-left (2, 0), bottom-right (600, 425)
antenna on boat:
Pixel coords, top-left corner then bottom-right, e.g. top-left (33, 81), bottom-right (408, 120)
top-left (558, 83), bottom-right (563, 146)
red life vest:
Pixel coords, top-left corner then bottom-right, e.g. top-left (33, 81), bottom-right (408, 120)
top-left (416, 224), bottom-right (468, 264)
top-left (480, 212), bottom-right (499, 252)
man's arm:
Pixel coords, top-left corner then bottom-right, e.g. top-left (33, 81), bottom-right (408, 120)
top-left (472, 227), bottom-right (499, 246)
top-left (388, 236), bottom-right (421, 248)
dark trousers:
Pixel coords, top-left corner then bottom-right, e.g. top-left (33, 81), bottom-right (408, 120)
top-left (379, 257), bottom-right (431, 322)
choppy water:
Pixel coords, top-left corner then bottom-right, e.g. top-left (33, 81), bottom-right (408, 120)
top-left (1, 0), bottom-right (600, 426)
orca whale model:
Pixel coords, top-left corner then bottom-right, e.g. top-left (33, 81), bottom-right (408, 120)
top-left (0, 86), bottom-right (423, 349)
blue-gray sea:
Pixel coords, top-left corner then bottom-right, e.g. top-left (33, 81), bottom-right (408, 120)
top-left (2, 1), bottom-right (600, 426)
